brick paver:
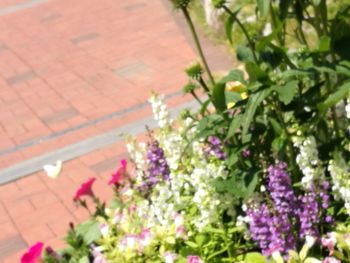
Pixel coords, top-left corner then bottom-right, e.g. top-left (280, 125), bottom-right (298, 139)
top-left (0, 0), bottom-right (233, 261)
top-left (0, 0), bottom-right (198, 169)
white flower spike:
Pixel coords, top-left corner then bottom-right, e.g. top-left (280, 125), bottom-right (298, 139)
top-left (43, 160), bottom-right (62, 179)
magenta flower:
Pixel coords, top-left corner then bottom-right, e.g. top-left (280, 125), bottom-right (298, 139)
top-left (21, 242), bottom-right (44, 263)
top-left (73, 177), bottom-right (96, 201)
top-left (108, 159), bottom-right (127, 186)
top-left (187, 255), bottom-right (203, 263)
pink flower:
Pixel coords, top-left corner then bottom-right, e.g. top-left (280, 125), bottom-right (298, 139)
top-left (175, 225), bottom-right (188, 240)
top-left (108, 159), bottom-right (127, 186)
top-left (21, 242), bottom-right (44, 263)
top-left (322, 232), bottom-right (337, 255)
top-left (323, 257), bottom-right (341, 263)
top-left (120, 234), bottom-right (139, 251)
top-left (73, 178), bottom-right (96, 201)
top-left (187, 255), bottom-right (203, 263)
top-left (139, 228), bottom-right (152, 247)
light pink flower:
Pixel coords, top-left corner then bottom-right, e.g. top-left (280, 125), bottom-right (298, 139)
top-left (175, 225), bottom-right (188, 240)
top-left (322, 232), bottom-right (337, 255)
top-left (164, 251), bottom-right (177, 263)
top-left (92, 245), bottom-right (108, 263)
top-left (120, 234), bottom-right (139, 251)
top-left (187, 255), bottom-right (203, 263)
top-left (73, 178), bottom-right (96, 201)
top-left (112, 212), bottom-right (124, 224)
top-left (139, 228), bottom-right (152, 247)
top-left (21, 242), bottom-right (44, 263)
top-left (323, 257), bottom-right (341, 263)
top-left (108, 159), bottom-right (127, 186)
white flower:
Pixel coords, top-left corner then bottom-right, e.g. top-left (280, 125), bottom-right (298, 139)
top-left (43, 160), bottom-right (62, 179)
top-left (164, 252), bottom-right (177, 263)
top-left (100, 223), bottom-right (109, 238)
top-left (293, 135), bottom-right (324, 189)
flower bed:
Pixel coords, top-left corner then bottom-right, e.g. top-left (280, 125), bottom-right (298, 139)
top-left (21, 0), bottom-right (350, 262)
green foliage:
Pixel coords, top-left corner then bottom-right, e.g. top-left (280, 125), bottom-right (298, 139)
top-left (76, 220), bottom-right (101, 244)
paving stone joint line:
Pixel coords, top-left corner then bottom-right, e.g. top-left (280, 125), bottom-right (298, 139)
top-left (0, 90), bottom-right (182, 157)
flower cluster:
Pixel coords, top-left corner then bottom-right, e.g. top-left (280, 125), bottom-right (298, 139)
top-left (328, 152), bottom-right (350, 214)
top-left (248, 163), bottom-right (296, 256)
top-left (293, 135), bottom-right (324, 189)
top-left (149, 93), bottom-right (171, 128)
top-left (247, 162), bottom-right (332, 257)
top-left (138, 140), bottom-right (170, 193)
top-left (298, 188), bottom-right (320, 239)
top-left (205, 135), bottom-right (226, 160)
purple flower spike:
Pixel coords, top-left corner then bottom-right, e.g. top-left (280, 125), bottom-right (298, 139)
top-left (139, 140), bottom-right (170, 194)
top-left (206, 136), bottom-right (226, 160)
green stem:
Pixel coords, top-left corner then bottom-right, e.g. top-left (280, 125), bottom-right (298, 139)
top-left (222, 6), bottom-right (258, 63)
top-left (191, 90), bottom-right (204, 105)
top-left (181, 7), bottom-right (215, 86)
top-left (269, 2), bottom-right (284, 46)
top-left (221, 223), bottom-right (234, 262)
top-left (312, 1), bottom-right (341, 138)
top-left (325, 75), bottom-right (341, 138)
top-left (274, 100), bottom-right (300, 178)
top-left (199, 76), bottom-right (210, 94)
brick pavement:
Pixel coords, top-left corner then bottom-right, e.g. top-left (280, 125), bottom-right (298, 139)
top-left (0, 0), bottom-right (233, 261)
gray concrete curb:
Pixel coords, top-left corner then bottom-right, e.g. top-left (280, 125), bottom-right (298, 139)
top-left (0, 99), bottom-right (200, 185)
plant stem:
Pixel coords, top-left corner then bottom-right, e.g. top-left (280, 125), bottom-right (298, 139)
top-left (222, 6), bottom-right (258, 64)
top-left (274, 100), bottom-right (300, 178)
top-left (181, 7), bottom-right (215, 86)
top-left (190, 90), bottom-right (204, 105)
top-left (199, 76), bottom-right (210, 94)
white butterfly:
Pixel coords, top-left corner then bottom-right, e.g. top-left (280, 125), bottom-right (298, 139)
top-left (43, 160), bottom-right (63, 179)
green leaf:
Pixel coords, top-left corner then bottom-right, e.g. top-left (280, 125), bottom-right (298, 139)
top-left (78, 256), bottom-right (89, 263)
top-left (336, 61), bottom-right (350, 77)
top-left (203, 226), bottom-right (225, 234)
top-left (245, 62), bottom-right (268, 82)
top-left (256, 22), bottom-right (283, 51)
top-left (257, 0), bottom-right (270, 17)
top-left (225, 91), bottom-right (242, 102)
top-left (211, 82), bottom-right (226, 113)
top-left (225, 6), bottom-right (241, 44)
top-left (226, 114), bottom-right (243, 139)
top-left (225, 15), bottom-right (234, 44)
top-left (219, 69), bottom-right (245, 84)
top-left (195, 234), bottom-right (208, 246)
top-left (213, 170), bottom-right (259, 199)
top-left (269, 117), bottom-right (282, 135)
top-left (311, 0), bottom-right (321, 6)
top-left (272, 80), bottom-right (298, 105)
top-left (185, 241), bottom-right (198, 248)
top-left (237, 45), bottom-right (255, 62)
top-left (312, 66), bottom-right (336, 74)
top-left (272, 136), bottom-right (286, 153)
top-left (242, 89), bottom-right (271, 142)
top-left (76, 220), bottom-right (101, 244)
top-left (318, 35), bottom-right (331, 52)
top-left (318, 82), bottom-right (350, 112)
top-left (244, 252), bottom-right (268, 263)
top-left (200, 99), bottom-right (211, 115)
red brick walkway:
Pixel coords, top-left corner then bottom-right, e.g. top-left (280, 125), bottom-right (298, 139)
top-left (0, 0), bottom-right (232, 261)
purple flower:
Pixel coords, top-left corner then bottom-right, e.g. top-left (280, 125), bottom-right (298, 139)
top-left (267, 162), bottom-right (297, 215)
top-left (140, 140), bottom-right (170, 194)
top-left (242, 149), bottom-right (251, 158)
top-left (298, 187), bottom-right (320, 239)
top-left (205, 136), bottom-right (226, 160)
top-left (248, 163), bottom-right (298, 256)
